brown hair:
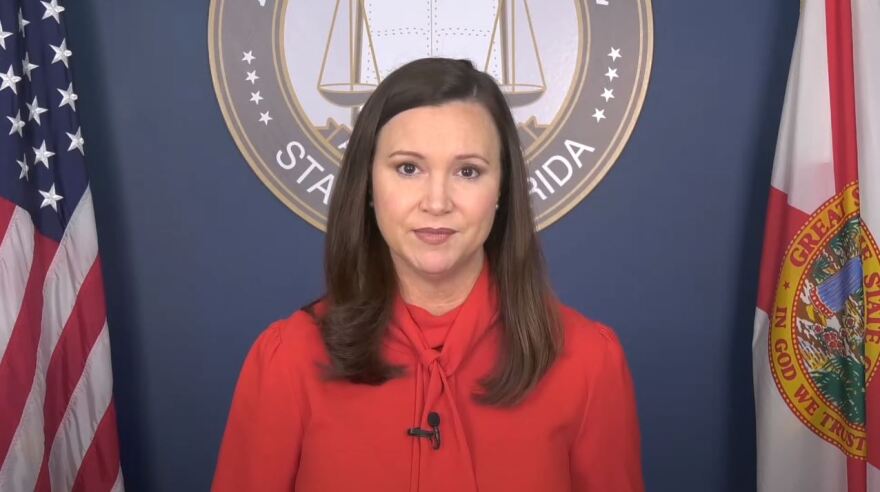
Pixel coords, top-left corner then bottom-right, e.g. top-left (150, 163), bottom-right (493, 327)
top-left (315, 57), bottom-right (562, 406)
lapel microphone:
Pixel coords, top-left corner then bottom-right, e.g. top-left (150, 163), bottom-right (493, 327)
top-left (407, 412), bottom-right (441, 450)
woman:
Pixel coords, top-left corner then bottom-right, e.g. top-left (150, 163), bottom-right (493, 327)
top-left (213, 57), bottom-right (643, 491)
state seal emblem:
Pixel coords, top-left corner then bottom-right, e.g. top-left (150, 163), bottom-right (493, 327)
top-left (208, 0), bottom-right (652, 230)
top-left (770, 182), bottom-right (880, 458)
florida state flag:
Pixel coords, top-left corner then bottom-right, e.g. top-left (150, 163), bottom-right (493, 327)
top-left (752, 0), bottom-right (879, 490)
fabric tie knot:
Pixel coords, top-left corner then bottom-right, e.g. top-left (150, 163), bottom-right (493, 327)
top-left (418, 348), bottom-right (443, 368)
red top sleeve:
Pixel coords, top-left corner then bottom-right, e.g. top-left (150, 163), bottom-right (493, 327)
top-left (570, 326), bottom-right (644, 492)
top-left (212, 322), bottom-right (306, 491)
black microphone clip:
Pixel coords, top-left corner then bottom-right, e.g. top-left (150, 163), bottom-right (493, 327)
top-left (406, 411), bottom-right (441, 450)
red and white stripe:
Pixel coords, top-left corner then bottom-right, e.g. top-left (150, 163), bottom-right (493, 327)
top-left (753, 0), bottom-right (878, 491)
top-left (0, 188), bottom-right (123, 492)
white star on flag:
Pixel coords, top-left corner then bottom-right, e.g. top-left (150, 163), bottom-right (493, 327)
top-left (27, 96), bottom-right (47, 125)
top-left (50, 39), bottom-right (72, 67)
top-left (7, 110), bottom-right (25, 136)
top-left (18, 8), bottom-right (29, 33)
top-left (242, 51), bottom-right (255, 64)
top-left (604, 67), bottom-right (618, 81)
top-left (0, 65), bottom-right (21, 94)
top-left (23, 53), bottom-right (38, 80)
top-left (58, 82), bottom-right (78, 110)
top-left (67, 127), bottom-right (85, 154)
top-left (17, 155), bottom-right (29, 181)
top-left (0, 21), bottom-right (12, 50)
top-left (33, 140), bottom-right (55, 168)
top-left (608, 47), bottom-right (622, 61)
top-left (259, 111), bottom-right (272, 125)
top-left (246, 70), bottom-right (259, 84)
top-left (601, 88), bottom-right (614, 102)
top-left (41, 0), bottom-right (66, 23)
top-left (592, 108), bottom-right (606, 122)
top-left (39, 184), bottom-right (63, 211)
top-left (250, 91), bottom-right (263, 104)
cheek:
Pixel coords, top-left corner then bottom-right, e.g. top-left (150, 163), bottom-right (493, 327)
top-left (372, 186), bottom-right (415, 241)
top-left (375, 187), bottom-right (411, 217)
top-left (462, 188), bottom-right (500, 231)
top-left (372, 198), bottom-right (399, 236)
top-left (371, 172), bottom-right (398, 224)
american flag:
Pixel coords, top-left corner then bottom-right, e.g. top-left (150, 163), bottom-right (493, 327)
top-left (0, 1), bottom-right (124, 491)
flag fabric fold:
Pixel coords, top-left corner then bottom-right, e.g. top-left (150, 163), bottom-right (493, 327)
top-left (0, 1), bottom-right (124, 490)
top-left (753, 0), bottom-right (879, 491)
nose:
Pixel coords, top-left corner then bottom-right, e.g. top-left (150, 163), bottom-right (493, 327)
top-left (420, 173), bottom-right (452, 215)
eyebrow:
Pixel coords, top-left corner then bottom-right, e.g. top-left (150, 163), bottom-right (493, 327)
top-left (387, 150), bottom-right (423, 160)
top-left (387, 150), bottom-right (490, 165)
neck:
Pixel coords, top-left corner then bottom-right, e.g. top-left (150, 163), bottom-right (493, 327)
top-left (396, 252), bottom-right (485, 315)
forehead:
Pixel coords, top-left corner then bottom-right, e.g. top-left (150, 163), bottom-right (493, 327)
top-left (376, 101), bottom-right (501, 156)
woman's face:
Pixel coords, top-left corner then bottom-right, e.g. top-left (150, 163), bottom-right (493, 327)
top-left (371, 100), bottom-right (502, 283)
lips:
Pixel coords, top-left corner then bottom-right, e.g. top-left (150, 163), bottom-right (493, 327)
top-left (413, 228), bottom-right (456, 245)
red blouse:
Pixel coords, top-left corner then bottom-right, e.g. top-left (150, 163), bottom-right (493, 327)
top-left (213, 263), bottom-right (643, 491)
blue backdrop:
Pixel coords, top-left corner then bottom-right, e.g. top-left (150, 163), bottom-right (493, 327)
top-left (64, 1), bottom-right (800, 490)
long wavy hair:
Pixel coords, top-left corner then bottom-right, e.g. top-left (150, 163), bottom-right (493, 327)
top-left (314, 57), bottom-right (562, 406)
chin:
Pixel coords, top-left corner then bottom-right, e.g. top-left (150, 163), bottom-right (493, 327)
top-left (410, 254), bottom-right (461, 277)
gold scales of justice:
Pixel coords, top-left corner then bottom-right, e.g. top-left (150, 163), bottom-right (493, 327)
top-left (316, 0), bottom-right (548, 133)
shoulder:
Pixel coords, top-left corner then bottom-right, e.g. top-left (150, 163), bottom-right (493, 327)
top-left (552, 304), bottom-right (638, 417)
top-left (245, 305), bottom-right (329, 372)
top-left (557, 304), bottom-right (624, 356)
top-left (554, 303), bottom-right (630, 375)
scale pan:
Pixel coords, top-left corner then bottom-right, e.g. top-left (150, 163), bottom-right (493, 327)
top-left (318, 83), bottom-right (376, 106)
top-left (500, 83), bottom-right (546, 106)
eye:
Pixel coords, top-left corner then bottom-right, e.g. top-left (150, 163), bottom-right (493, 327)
top-left (397, 162), bottom-right (419, 176)
top-left (457, 166), bottom-right (481, 179)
